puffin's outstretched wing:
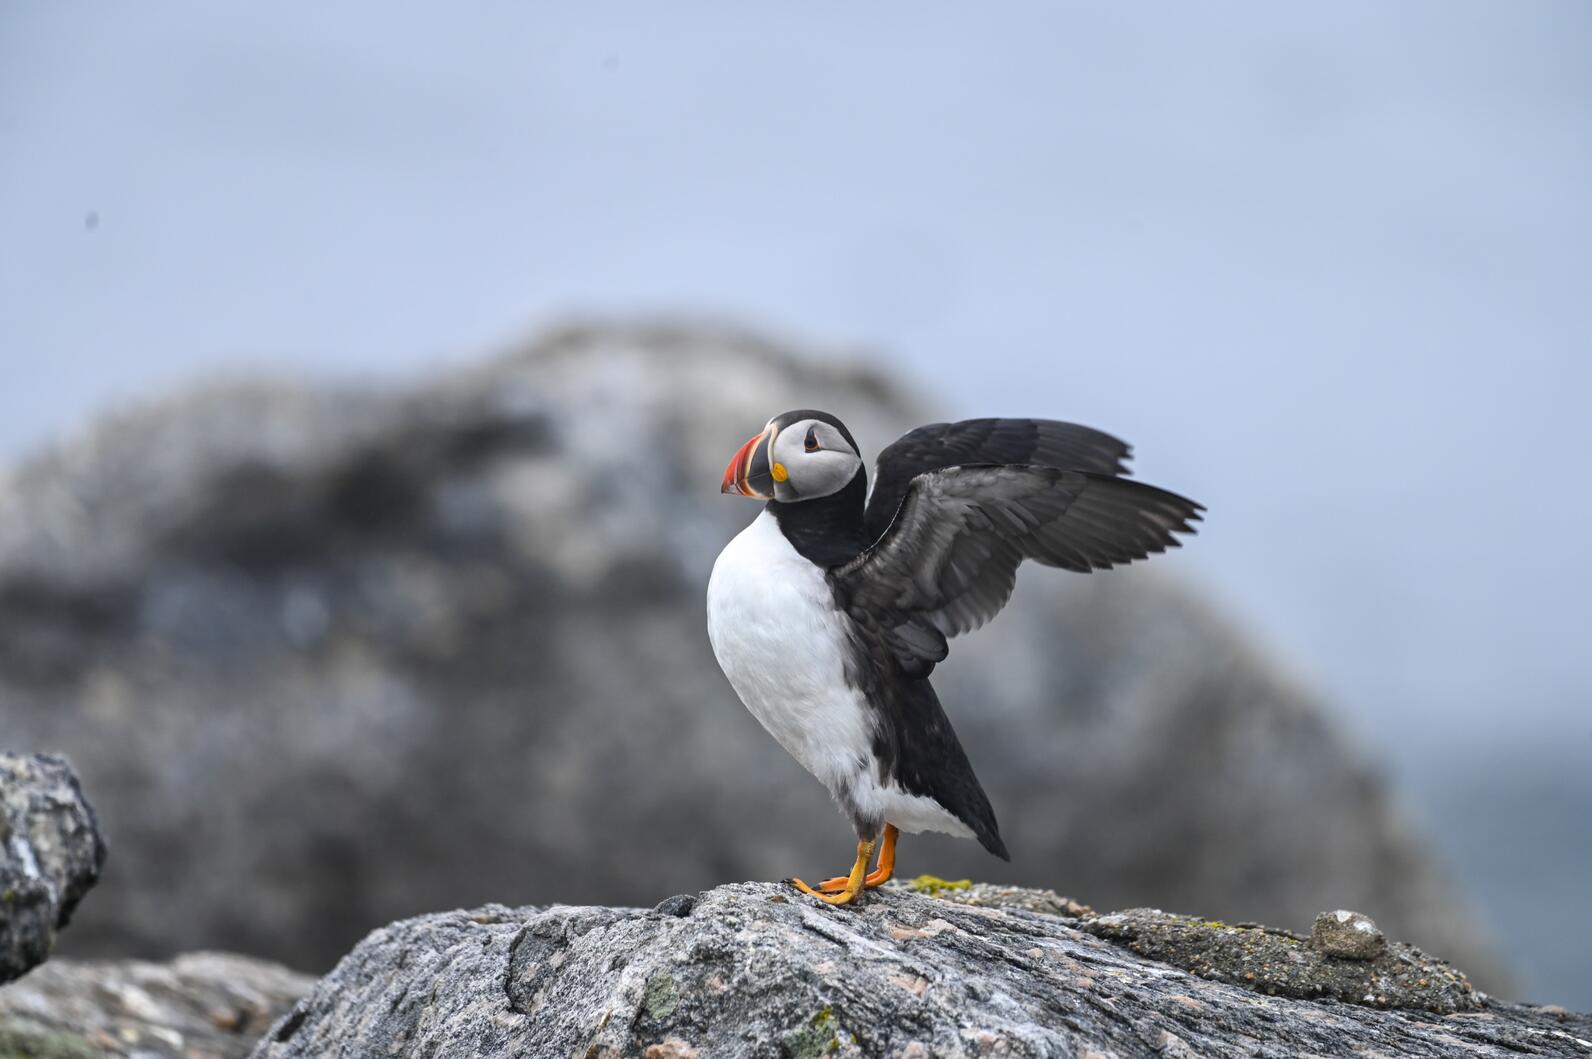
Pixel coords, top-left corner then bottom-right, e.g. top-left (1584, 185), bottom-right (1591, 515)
top-left (864, 419), bottom-right (1134, 542)
top-left (835, 465), bottom-right (1202, 675)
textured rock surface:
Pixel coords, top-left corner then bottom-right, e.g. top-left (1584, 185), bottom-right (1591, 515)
top-left (0, 951), bottom-right (312, 1059)
top-left (0, 753), bottom-right (106, 983)
top-left (1310, 908), bottom-right (1388, 960)
top-left (1080, 907), bottom-right (1467, 1013)
top-left (252, 883), bottom-right (1587, 1059)
top-left (0, 321), bottom-right (1501, 986)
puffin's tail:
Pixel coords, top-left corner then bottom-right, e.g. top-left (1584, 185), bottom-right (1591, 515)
top-left (967, 788), bottom-right (1009, 861)
top-left (903, 679), bottom-right (1009, 861)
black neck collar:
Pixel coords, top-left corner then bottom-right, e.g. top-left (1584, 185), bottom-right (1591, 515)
top-left (767, 469), bottom-right (868, 568)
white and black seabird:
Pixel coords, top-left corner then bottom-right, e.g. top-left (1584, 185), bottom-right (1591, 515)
top-left (707, 411), bottom-right (1202, 905)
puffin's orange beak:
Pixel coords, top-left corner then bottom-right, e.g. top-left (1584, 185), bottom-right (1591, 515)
top-left (722, 428), bottom-right (773, 499)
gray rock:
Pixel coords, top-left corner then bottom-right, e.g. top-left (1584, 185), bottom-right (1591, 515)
top-left (0, 950), bottom-right (313, 1059)
top-left (0, 321), bottom-right (1503, 989)
top-left (1311, 908), bottom-right (1389, 960)
top-left (893, 877), bottom-right (1093, 917)
top-left (0, 752), bottom-right (106, 983)
top-left (653, 894), bottom-right (698, 918)
top-left (1084, 907), bottom-right (1454, 1011)
top-left (251, 883), bottom-right (1586, 1059)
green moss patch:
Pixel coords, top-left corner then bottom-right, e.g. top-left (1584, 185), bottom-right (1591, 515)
top-left (641, 971), bottom-right (680, 1020)
top-left (0, 1025), bottom-right (103, 1059)
top-left (781, 1005), bottom-right (840, 1059)
top-left (905, 875), bottom-right (972, 895)
top-left (1080, 908), bottom-right (1477, 1014)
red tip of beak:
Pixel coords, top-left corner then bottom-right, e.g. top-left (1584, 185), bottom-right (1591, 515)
top-left (721, 432), bottom-right (763, 496)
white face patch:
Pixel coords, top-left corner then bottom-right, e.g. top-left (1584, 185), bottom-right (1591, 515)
top-left (769, 418), bottom-right (862, 502)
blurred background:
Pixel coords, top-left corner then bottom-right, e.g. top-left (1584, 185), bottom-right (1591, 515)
top-left (2, 2), bottom-right (1588, 1008)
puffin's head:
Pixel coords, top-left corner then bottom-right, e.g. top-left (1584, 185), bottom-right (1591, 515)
top-left (721, 409), bottom-right (863, 503)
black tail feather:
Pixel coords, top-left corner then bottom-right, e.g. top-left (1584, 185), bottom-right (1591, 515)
top-left (891, 678), bottom-right (1009, 861)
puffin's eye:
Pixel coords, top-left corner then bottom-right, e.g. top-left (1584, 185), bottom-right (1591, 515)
top-left (804, 427), bottom-right (820, 453)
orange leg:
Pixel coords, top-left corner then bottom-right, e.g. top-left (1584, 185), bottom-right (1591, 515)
top-left (815, 824), bottom-right (899, 892)
top-left (790, 837), bottom-right (876, 906)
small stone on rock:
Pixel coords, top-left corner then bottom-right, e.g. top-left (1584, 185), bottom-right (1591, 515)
top-left (1310, 910), bottom-right (1386, 960)
top-left (653, 894), bottom-right (696, 918)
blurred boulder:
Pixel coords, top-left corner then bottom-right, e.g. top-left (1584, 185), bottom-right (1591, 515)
top-left (0, 951), bottom-right (312, 1059)
top-left (0, 321), bottom-right (1501, 985)
top-left (0, 752), bottom-right (106, 983)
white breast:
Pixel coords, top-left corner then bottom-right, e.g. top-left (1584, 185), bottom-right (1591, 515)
top-left (706, 511), bottom-right (872, 795)
top-left (706, 510), bottom-right (976, 841)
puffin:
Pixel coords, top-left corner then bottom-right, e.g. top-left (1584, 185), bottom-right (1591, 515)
top-left (706, 411), bottom-right (1202, 905)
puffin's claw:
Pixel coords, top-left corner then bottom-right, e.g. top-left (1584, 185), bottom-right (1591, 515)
top-left (789, 876), bottom-right (856, 905)
top-left (791, 836), bottom-right (878, 906)
top-left (815, 824), bottom-right (899, 892)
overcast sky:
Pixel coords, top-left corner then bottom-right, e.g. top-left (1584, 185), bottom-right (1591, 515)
top-left (3, 1), bottom-right (1589, 1000)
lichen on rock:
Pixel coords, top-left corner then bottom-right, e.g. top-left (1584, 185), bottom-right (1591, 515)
top-left (894, 879), bottom-right (1091, 917)
top-left (1079, 906), bottom-right (1475, 1013)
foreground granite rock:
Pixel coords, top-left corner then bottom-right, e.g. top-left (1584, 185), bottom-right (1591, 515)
top-left (252, 883), bottom-right (1586, 1059)
top-left (0, 753), bottom-right (106, 984)
top-left (0, 321), bottom-right (1502, 986)
top-left (0, 951), bottom-right (313, 1059)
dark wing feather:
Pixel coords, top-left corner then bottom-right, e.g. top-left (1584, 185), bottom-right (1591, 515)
top-left (864, 419), bottom-right (1133, 542)
top-left (835, 465), bottom-right (1201, 671)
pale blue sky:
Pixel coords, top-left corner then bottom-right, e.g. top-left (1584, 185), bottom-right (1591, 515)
top-left (3, 2), bottom-right (1589, 1001)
